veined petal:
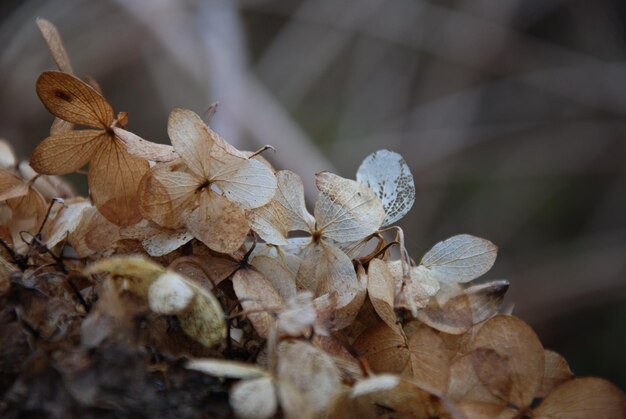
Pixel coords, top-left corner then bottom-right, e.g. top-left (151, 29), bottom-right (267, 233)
top-left (167, 108), bottom-right (213, 178)
top-left (210, 148), bottom-right (277, 209)
top-left (0, 169), bottom-right (29, 201)
top-left (314, 172), bottom-right (384, 243)
top-left (30, 130), bottom-right (104, 175)
top-left (36, 71), bottom-right (114, 128)
top-left (138, 161), bottom-right (200, 229)
top-left (250, 170), bottom-right (315, 244)
top-left (315, 242), bottom-right (360, 308)
top-left (356, 149), bottom-right (415, 227)
top-left (114, 127), bottom-right (177, 162)
top-left (88, 138), bottom-right (149, 226)
top-left (186, 191), bottom-right (249, 254)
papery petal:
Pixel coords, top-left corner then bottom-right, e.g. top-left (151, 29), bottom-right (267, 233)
top-left (88, 138), bottom-right (149, 226)
top-left (30, 130), bottom-right (104, 175)
top-left (36, 71), bottom-right (113, 128)
top-left (250, 170), bottom-right (315, 245)
top-left (167, 108), bottom-right (213, 178)
top-left (138, 161), bottom-right (200, 229)
top-left (210, 147), bottom-right (277, 209)
top-left (114, 127), bottom-right (177, 162)
top-left (314, 172), bottom-right (384, 243)
top-left (186, 191), bottom-right (248, 254)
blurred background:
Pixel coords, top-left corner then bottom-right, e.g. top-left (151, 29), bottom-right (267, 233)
top-left (1, 0), bottom-right (625, 389)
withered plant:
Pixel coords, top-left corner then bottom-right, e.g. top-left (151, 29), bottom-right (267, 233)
top-left (0, 19), bottom-right (624, 419)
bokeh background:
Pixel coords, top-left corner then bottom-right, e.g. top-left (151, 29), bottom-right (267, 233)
top-left (1, 0), bottom-right (625, 389)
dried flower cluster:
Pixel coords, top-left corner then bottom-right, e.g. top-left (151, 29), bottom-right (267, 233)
top-left (0, 19), bottom-right (624, 418)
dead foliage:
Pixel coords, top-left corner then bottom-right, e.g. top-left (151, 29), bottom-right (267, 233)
top-left (0, 19), bottom-right (624, 419)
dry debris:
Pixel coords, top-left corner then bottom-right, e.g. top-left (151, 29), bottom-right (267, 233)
top-left (0, 19), bottom-right (624, 419)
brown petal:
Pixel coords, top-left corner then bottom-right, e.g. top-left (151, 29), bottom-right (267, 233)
top-left (36, 18), bottom-right (74, 74)
top-left (88, 139), bottom-right (149, 226)
top-left (367, 258), bottom-right (400, 331)
top-left (315, 242), bottom-right (360, 309)
top-left (534, 377), bottom-right (626, 418)
top-left (537, 350), bottom-right (573, 398)
top-left (36, 71), bottom-right (114, 128)
top-left (138, 162), bottom-right (199, 229)
top-left (30, 130), bottom-right (104, 175)
top-left (0, 169), bottom-right (28, 201)
top-left (353, 322), bottom-right (409, 374)
top-left (346, 375), bottom-right (446, 418)
top-left (186, 191), bottom-right (249, 254)
top-left (470, 347), bottom-right (515, 403)
top-left (416, 280), bottom-right (508, 335)
top-left (407, 326), bottom-right (450, 393)
top-left (113, 127), bottom-right (177, 162)
top-left (472, 315), bottom-right (544, 407)
top-left (457, 402), bottom-right (518, 419)
top-left (69, 205), bottom-right (120, 257)
top-left (42, 200), bottom-right (90, 248)
top-left (448, 352), bottom-right (502, 404)
top-left (251, 254), bottom-right (298, 301)
top-left (232, 268), bottom-right (284, 338)
top-left (7, 189), bottom-right (47, 228)
top-left (167, 108), bottom-right (213, 178)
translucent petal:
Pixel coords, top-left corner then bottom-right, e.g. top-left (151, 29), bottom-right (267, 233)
top-left (210, 146), bottom-right (277, 209)
top-left (30, 130), bottom-right (104, 175)
top-left (314, 172), bottom-right (384, 243)
top-left (167, 108), bottom-right (213, 178)
top-left (88, 139), bottom-right (149, 226)
top-left (420, 234), bottom-right (498, 283)
top-left (250, 170), bottom-right (315, 244)
top-left (138, 161), bottom-right (200, 229)
top-left (186, 191), bottom-right (249, 254)
top-left (356, 149), bottom-right (415, 226)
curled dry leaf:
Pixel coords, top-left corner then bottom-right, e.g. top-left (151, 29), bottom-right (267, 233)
top-left (36, 18), bottom-right (73, 74)
top-left (84, 256), bottom-right (226, 347)
top-left (356, 149), bottom-right (416, 227)
top-left (42, 199), bottom-right (90, 249)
